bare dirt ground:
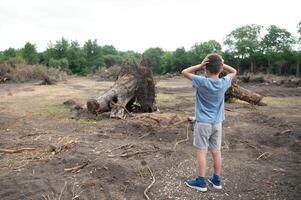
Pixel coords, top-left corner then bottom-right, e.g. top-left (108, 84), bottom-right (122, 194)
top-left (0, 76), bottom-right (300, 200)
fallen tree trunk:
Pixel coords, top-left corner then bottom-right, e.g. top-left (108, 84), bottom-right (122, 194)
top-left (220, 71), bottom-right (264, 105)
top-left (87, 60), bottom-right (156, 118)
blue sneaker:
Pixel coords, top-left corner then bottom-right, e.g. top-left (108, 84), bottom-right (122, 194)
top-left (208, 175), bottom-right (222, 189)
top-left (185, 176), bottom-right (207, 192)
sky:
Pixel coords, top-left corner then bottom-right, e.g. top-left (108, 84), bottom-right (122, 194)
top-left (0, 0), bottom-right (300, 53)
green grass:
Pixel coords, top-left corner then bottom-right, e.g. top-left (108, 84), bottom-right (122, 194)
top-left (45, 104), bottom-right (71, 118)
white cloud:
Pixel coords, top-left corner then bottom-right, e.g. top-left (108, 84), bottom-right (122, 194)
top-left (0, 0), bottom-right (300, 52)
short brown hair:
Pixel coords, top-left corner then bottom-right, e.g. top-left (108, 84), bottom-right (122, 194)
top-left (206, 53), bottom-right (223, 74)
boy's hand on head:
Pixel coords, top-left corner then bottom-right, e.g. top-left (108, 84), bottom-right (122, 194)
top-left (200, 58), bottom-right (209, 70)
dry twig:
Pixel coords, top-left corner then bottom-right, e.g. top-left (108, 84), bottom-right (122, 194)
top-left (108, 150), bottom-right (158, 158)
top-left (0, 147), bottom-right (35, 153)
top-left (105, 143), bottom-right (134, 153)
top-left (144, 166), bottom-right (155, 200)
top-left (256, 152), bottom-right (271, 160)
top-left (64, 161), bottom-right (90, 173)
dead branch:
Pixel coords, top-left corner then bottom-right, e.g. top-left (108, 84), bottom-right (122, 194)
top-left (144, 166), bottom-right (156, 200)
top-left (256, 152), bottom-right (271, 160)
top-left (108, 150), bottom-right (158, 158)
top-left (162, 119), bottom-right (188, 128)
top-left (173, 123), bottom-right (190, 151)
top-left (139, 132), bottom-right (152, 140)
top-left (64, 161), bottom-right (90, 173)
top-left (0, 147), bottom-right (36, 153)
top-left (105, 143), bottom-right (135, 153)
top-left (281, 129), bottom-right (292, 135)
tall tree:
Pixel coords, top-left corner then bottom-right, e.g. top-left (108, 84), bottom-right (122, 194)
top-left (296, 21), bottom-right (301, 76)
top-left (224, 24), bottom-right (262, 73)
top-left (83, 39), bottom-right (105, 71)
top-left (21, 42), bottom-right (39, 64)
top-left (67, 41), bottom-right (87, 75)
top-left (170, 47), bottom-right (190, 72)
top-left (142, 47), bottom-right (165, 74)
top-left (190, 40), bottom-right (222, 64)
top-left (261, 25), bottom-right (295, 72)
top-left (2, 48), bottom-right (17, 60)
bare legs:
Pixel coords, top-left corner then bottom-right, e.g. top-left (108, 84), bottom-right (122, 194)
top-left (211, 150), bottom-right (222, 176)
top-left (196, 149), bottom-right (222, 177)
top-left (196, 150), bottom-right (207, 177)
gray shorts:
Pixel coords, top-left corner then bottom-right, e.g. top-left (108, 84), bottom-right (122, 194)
top-left (193, 122), bottom-right (222, 150)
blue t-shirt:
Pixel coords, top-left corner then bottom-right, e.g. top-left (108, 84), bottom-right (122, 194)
top-left (192, 74), bottom-right (233, 123)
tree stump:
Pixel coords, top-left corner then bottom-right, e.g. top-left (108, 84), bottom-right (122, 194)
top-left (87, 60), bottom-right (156, 118)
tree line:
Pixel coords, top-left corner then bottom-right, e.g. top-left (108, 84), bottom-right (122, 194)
top-left (1, 22), bottom-right (301, 76)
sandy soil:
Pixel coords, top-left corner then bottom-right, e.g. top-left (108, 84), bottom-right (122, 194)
top-left (0, 76), bottom-right (300, 200)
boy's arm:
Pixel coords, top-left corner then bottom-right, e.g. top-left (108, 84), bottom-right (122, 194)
top-left (223, 64), bottom-right (237, 78)
top-left (181, 59), bottom-right (209, 80)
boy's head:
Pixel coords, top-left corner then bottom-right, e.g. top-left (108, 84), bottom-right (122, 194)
top-left (205, 53), bottom-right (223, 75)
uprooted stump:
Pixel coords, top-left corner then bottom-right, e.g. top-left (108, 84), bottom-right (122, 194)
top-left (220, 71), bottom-right (265, 105)
top-left (87, 60), bottom-right (156, 118)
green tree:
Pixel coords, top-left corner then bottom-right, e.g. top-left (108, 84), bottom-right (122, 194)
top-left (224, 24), bottom-right (262, 73)
top-left (83, 39), bottom-right (105, 72)
top-left (296, 21), bottom-right (301, 76)
top-left (190, 40), bottom-right (222, 64)
top-left (41, 39), bottom-right (70, 65)
top-left (170, 47), bottom-right (190, 72)
top-left (103, 54), bottom-right (122, 67)
top-left (54, 38), bottom-right (70, 59)
top-left (261, 25), bottom-right (295, 72)
top-left (48, 58), bottom-right (69, 71)
top-left (67, 41), bottom-right (87, 75)
top-left (21, 42), bottom-right (39, 64)
top-left (161, 51), bottom-right (173, 74)
top-left (2, 48), bottom-right (17, 60)
top-left (119, 50), bottom-right (141, 60)
top-left (142, 47), bottom-right (165, 74)
top-left (102, 45), bottom-right (118, 55)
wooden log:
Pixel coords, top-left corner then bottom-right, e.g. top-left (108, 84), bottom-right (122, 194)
top-left (220, 71), bottom-right (264, 105)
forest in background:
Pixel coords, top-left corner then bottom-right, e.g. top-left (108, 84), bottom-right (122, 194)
top-left (1, 22), bottom-right (301, 76)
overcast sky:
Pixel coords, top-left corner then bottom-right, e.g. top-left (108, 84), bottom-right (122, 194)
top-left (0, 0), bottom-right (300, 53)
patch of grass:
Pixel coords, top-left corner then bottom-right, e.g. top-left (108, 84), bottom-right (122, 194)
top-left (157, 94), bottom-right (178, 103)
top-left (263, 97), bottom-right (301, 106)
top-left (46, 104), bottom-right (70, 118)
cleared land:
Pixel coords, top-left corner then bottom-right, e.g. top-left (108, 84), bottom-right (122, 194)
top-left (0, 76), bottom-right (300, 200)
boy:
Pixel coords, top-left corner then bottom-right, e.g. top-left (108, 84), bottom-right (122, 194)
top-left (181, 53), bottom-right (237, 192)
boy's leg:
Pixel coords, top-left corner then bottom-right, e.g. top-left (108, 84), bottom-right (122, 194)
top-left (211, 150), bottom-right (222, 176)
top-left (208, 123), bottom-right (223, 189)
top-left (194, 123), bottom-right (211, 177)
top-left (197, 149), bottom-right (207, 177)
top-left (185, 122), bottom-right (211, 192)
